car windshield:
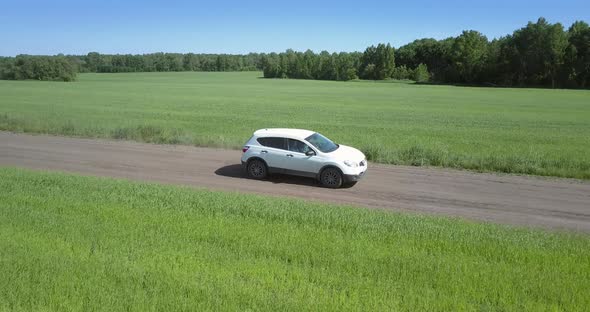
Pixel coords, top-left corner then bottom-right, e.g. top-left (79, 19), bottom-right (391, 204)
top-left (305, 132), bottom-right (339, 153)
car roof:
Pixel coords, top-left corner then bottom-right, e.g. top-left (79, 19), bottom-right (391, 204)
top-left (253, 128), bottom-right (316, 140)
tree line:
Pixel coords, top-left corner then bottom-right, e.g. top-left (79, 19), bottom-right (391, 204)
top-left (396, 18), bottom-right (590, 88)
top-left (0, 17), bottom-right (588, 88)
top-left (263, 18), bottom-right (589, 88)
top-left (81, 52), bottom-right (264, 73)
top-left (260, 45), bottom-right (430, 82)
top-left (0, 55), bottom-right (77, 81)
top-left (0, 53), bottom-right (265, 81)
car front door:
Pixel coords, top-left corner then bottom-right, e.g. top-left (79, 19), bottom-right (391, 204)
top-left (282, 139), bottom-right (323, 176)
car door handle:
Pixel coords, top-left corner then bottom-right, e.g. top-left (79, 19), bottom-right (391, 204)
top-left (261, 150), bottom-right (268, 154)
top-left (286, 154), bottom-right (293, 157)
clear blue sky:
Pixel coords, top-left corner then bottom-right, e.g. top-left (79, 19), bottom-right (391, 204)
top-left (1, 0), bottom-right (589, 56)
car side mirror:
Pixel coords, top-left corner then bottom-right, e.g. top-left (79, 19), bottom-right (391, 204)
top-left (305, 150), bottom-right (316, 156)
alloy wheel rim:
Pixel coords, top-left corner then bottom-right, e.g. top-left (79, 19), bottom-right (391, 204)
top-left (323, 170), bottom-right (338, 185)
top-left (250, 163), bottom-right (263, 177)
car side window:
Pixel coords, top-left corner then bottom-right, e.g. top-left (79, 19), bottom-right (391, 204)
top-left (257, 137), bottom-right (287, 150)
top-left (288, 139), bottom-right (312, 154)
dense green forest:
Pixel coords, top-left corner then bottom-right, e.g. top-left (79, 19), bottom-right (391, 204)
top-left (260, 44), bottom-right (429, 82)
top-left (0, 55), bottom-right (77, 81)
top-left (81, 53), bottom-right (263, 73)
top-left (0, 18), bottom-right (588, 88)
top-left (0, 53), bottom-right (263, 81)
top-left (262, 18), bottom-right (590, 88)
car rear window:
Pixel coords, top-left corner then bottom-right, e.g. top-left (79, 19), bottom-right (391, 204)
top-left (257, 137), bottom-right (286, 150)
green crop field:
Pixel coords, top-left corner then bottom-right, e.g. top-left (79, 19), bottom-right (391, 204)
top-left (1, 167), bottom-right (589, 311)
top-left (1, 72), bottom-right (589, 178)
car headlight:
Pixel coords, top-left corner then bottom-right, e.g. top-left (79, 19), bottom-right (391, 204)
top-left (344, 160), bottom-right (358, 167)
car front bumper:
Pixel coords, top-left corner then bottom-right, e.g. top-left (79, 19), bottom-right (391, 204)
top-left (343, 170), bottom-right (366, 183)
top-left (342, 159), bottom-right (367, 183)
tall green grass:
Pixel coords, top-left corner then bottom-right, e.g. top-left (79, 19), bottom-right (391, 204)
top-left (1, 167), bottom-right (589, 311)
top-left (1, 72), bottom-right (589, 178)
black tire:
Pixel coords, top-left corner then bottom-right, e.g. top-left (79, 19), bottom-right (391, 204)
top-left (320, 167), bottom-right (343, 188)
top-left (247, 159), bottom-right (268, 179)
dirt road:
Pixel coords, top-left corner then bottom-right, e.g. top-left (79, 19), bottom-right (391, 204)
top-left (1, 132), bottom-right (589, 231)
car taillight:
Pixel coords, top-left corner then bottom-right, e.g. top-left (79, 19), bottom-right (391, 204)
top-left (242, 146), bottom-right (250, 153)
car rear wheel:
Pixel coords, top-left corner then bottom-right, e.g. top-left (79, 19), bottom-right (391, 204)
top-left (320, 167), bottom-right (343, 188)
top-left (247, 159), bottom-right (268, 179)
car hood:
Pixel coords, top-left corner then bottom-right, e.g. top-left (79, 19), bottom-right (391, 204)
top-left (326, 144), bottom-right (365, 162)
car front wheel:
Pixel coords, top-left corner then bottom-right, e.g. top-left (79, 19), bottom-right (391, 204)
top-left (320, 167), bottom-right (343, 188)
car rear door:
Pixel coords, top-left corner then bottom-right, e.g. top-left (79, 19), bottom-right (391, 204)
top-left (256, 137), bottom-right (287, 171)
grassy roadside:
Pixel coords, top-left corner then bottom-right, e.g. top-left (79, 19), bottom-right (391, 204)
top-left (1, 72), bottom-right (589, 179)
top-left (1, 167), bottom-right (588, 311)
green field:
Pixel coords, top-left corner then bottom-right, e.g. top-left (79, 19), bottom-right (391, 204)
top-left (1, 167), bottom-right (588, 311)
top-left (1, 72), bottom-right (589, 178)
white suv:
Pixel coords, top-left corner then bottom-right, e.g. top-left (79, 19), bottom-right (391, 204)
top-left (241, 128), bottom-right (367, 188)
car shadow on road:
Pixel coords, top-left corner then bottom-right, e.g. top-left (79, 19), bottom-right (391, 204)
top-left (215, 164), bottom-right (321, 187)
